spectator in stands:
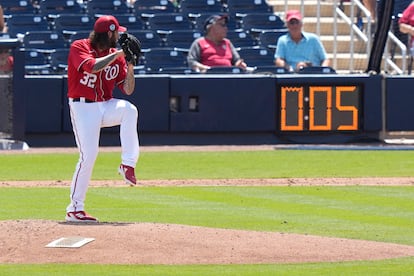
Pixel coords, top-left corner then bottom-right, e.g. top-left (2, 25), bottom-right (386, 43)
top-left (363, 0), bottom-right (377, 22)
top-left (187, 14), bottom-right (247, 73)
top-left (398, 2), bottom-right (414, 52)
top-left (0, 5), bottom-right (13, 74)
top-left (274, 10), bottom-right (330, 72)
top-left (0, 5), bottom-right (6, 33)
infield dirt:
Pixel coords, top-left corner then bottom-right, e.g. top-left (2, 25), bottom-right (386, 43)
top-left (1, 145), bottom-right (414, 264)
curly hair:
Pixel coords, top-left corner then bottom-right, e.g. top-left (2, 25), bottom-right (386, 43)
top-left (89, 31), bottom-right (116, 49)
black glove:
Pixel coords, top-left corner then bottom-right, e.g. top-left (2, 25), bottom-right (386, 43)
top-left (118, 33), bottom-right (142, 66)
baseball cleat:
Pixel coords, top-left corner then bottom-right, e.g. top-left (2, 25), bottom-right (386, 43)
top-left (65, 211), bottom-right (98, 223)
top-left (118, 164), bottom-right (137, 186)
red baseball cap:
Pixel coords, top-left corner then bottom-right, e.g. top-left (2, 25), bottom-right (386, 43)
top-left (286, 10), bottom-right (302, 22)
top-left (94, 15), bottom-right (127, 33)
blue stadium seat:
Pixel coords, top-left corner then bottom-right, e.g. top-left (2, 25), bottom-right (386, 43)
top-left (53, 14), bottom-right (94, 33)
top-left (297, 66), bottom-right (336, 74)
top-left (24, 49), bottom-right (53, 75)
top-left (164, 29), bottom-right (202, 49)
top-left (39, 0), bottom-right (84, 16)
top-left (128, 30), bottom-right (164, 49)
top-left (50, 48), bottom-right (70, 73)
top-left (205, 66), bottom-right (244, 74)
top-left (241, 13), bottom-right (285, 32)
top-left (237, 46), bottom-right (274, 67)
top-left (258, 29), bottom-right (287, 49)
top-left (158, 66), bottom-right (195, 74)
top-left (7, 14), bottom-right (50, 37)
top-left (1, 0), bottom-right (37, 15)
top-left (23, 31), bottom-right (67, 50)
top-left (143, 47), bottom-right (188, 72)
top-left (180, 0), bottom-right (224, 15)
top-left (225, 0), bottom-right (272, 17)
top-left (116, 14), bottom-right (145, 31)
top-left (146, 13), bottom-right (192, 31)
top-left (226, 30), bottom-right (256, 48)
top-left (69, 30), bottom-right (91, 43)
top-left (133, 0), bottom-right (177, 16)
top-left (192, 13), bottom-right (238, 31)
top-left (252, 65), bottom-right (288, 74)
top-left (86, 0), bottom-right (130, 17)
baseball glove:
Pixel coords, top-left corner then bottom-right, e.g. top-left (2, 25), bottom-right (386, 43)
top-left (118, 33), bottom-right (142, 66)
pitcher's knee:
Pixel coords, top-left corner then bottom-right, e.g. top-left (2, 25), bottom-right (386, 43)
top-left (127, 103), bottom-right (138, 118)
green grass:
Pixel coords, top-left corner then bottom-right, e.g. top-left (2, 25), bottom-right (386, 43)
top-left (1, 149), bottom-right (414, 275)
top-left (2, 258), bottom-right (414, 275)
top-left (0, 150), bottom-right (414, 180)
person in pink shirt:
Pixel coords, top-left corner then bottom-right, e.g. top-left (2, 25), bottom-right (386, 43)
top-left (187, 14), bottom-right (247, 73)
top-left (66, 15), bottom-right (139, 223)
top-left (399, 2), bottom-right (414, 51)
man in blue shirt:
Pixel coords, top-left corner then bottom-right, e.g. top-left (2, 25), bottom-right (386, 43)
top-left (274, 10), bottom-right (330, 72)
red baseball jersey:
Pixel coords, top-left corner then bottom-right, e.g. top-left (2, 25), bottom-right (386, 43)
top-left (67, 39), bottom-right (128, 101)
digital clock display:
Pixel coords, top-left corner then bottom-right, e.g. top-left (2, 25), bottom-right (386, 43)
top-left (279, 85), bottom-right (360, 132)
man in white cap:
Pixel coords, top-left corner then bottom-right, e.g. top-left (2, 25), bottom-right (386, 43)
top-left (65, 15), bottom-right (139, 223)
top-left (274, 10), bottom-right (330, 72)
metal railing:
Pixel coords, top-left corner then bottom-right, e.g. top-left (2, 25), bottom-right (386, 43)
top-left (272, 0), bottom-right (409, 74)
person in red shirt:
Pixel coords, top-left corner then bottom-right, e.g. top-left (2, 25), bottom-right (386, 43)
top-left (187, 14), bottom-right (247, 73)
top-left (399, 2), bottom-right (414, 52)
top-left (66, 15), bottom-right (139, 223)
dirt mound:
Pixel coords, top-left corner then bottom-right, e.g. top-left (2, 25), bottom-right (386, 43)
top-left (2, 220), bottom-right (414, 264)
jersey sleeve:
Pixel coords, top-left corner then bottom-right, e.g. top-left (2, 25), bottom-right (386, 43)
top-left (68, 39), bottom-right (95, 73)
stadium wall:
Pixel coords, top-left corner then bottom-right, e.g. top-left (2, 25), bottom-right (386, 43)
top-left (3, 49), bottom-right (414, 147)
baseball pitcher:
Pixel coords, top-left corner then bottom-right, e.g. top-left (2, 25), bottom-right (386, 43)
top-left (66, 15), bottom-right (142, 223)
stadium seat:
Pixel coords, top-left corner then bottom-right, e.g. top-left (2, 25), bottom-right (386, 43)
top-left (1, 0), bottom-right (37, 15)
top-left (133, 0), bottom-right (177, 16)
top-left (53, 14), bottom-right (94, 33)
top-left (146, 13), bottom-right (192, 31)
top-left (180, 0), bottom-right (224, 15)
top-left (241, 13), bottom-right (285, 32)
top-left (226, 30), bottom-right (256, 48)
top-left (192, 13), bottom-right (238, 31)
top-left (143, 48), bottom-right (188, 72)
top-left (128, 30), bottom-right (164, 49)
top-left (7, 14), bottom-right (50, 37)
top-left (24, 49), bottom-right (53, 75)
top-left (237, 46), bottom-right (275, 67)
top-left (38, 0), bottom-right (84, 16)
top-left (164, 29), bottom-right (202, 49)
top-left (23, 31), bottom-right (67, 50)
top-left (69, 30), bottom-right (91, 42)
top-left (252, 65), bottom-right (288, 74)
top-left (205, 66), bottom-right (244, 74)
top-left (158, 66), bottom-right (195, 74)
top-left (258, 29), bottom-right (287, 49)
top-left (50, 48), bottom-right (70, 73)
top-left (86, 0), bottom-right (130, 17)
top-left (225, 0), bottom-right (272, 17)
top-left (297, 66), bottom-right (337, 74)
top-left (115, 14), bottom-right (145, 31)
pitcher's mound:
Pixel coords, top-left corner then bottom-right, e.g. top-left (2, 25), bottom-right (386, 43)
top-left (2, 220), bottom-right (414, 264)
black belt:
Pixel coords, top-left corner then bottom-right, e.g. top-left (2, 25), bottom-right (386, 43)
top-left (71, 98), bottom-right (95, 103)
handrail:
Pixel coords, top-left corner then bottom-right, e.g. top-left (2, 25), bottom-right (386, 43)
top-left (334, 5), bottom-right (369, 72)
top-left (384, 31), bottom-right (407, 74)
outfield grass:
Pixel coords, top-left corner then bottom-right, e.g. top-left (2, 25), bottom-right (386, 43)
top-left (0, 150), bottom-right (414, 180)
top-left (1, 149), bottom-right (414, 275)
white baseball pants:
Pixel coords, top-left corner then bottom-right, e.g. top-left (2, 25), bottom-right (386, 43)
top-left (67, 98), bottom-right (139, 212)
